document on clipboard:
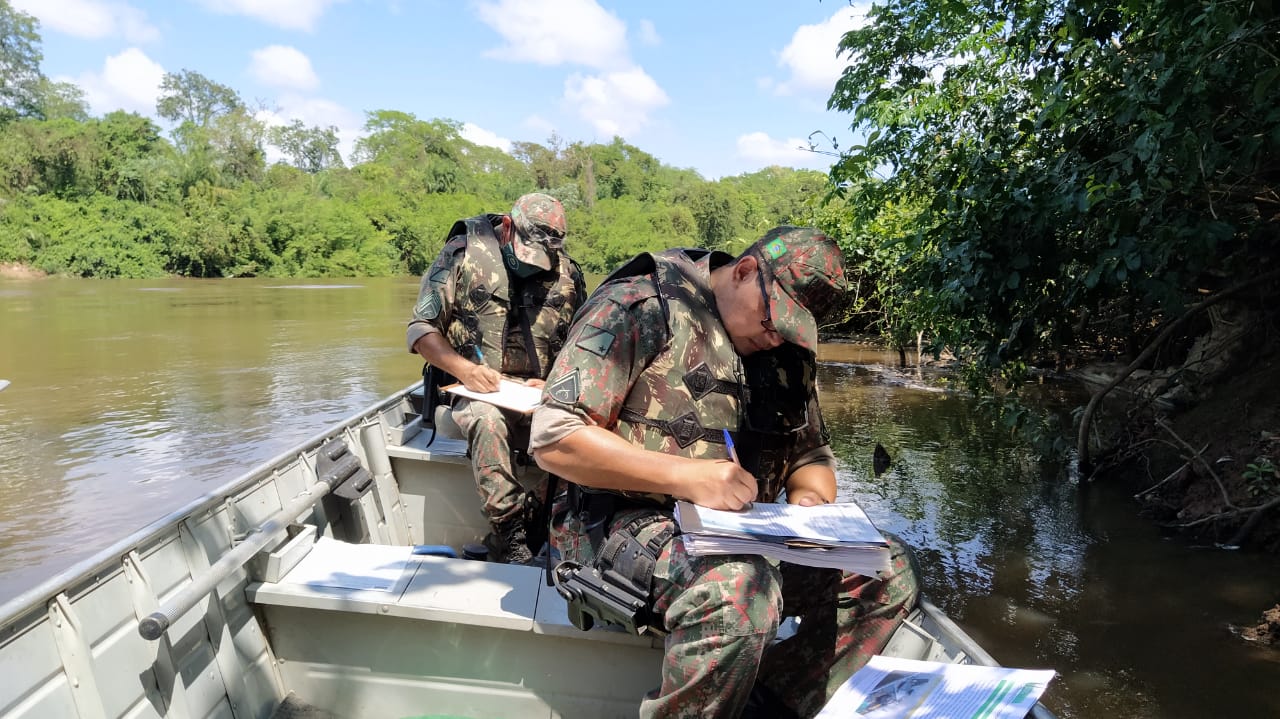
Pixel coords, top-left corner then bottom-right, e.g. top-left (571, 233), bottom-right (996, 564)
top-left (444, 379), bottom-right (543, 414)
top-left (674, 500), bottom-right (891, 575)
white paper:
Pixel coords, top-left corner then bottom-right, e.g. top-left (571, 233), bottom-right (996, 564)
top-left (279, 537), bottom-right (414, 591)
top-left (816, 655), bottom-right (1055, 719)
top-left (678, 501), bottom-right (888, 545)
top-left (445, 379), bottom-right (542, 413)
top-left (675, 501), bottom-right (891, 574)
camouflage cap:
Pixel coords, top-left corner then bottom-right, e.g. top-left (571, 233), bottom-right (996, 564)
top-left (747, 226), bottom-right (848, 352)
top-left (510, 193), bottom-right (567, 271)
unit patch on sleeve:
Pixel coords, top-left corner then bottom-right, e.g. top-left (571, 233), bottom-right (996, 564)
top-left (547, 368), bottom-right (581, 405)
top-left (575, 325), bottom-right (616, 357)
top-left (415, 291), bottom-right (442, 320)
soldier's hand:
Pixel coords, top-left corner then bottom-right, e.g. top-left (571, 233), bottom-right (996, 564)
top-left (683, 460), bottom-right (757, 511)
top-left (460, 363), bottom-right (502, 393)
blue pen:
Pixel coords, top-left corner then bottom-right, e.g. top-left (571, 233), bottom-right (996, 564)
top-left (722, 428), bottom-right (740, 464)
top-left (475, 347), bottom-right (485, 364)
top-left (722, 429), bottom-right (752, 510)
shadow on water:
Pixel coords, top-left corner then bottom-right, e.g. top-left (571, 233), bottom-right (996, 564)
top-left (0, 280), bottom-right (1277, 717)
top-left (818, 345), bottom-right (1280, 719)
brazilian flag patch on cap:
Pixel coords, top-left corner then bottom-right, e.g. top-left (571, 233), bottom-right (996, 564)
top-left (764, 238), bottom-right (787, 259)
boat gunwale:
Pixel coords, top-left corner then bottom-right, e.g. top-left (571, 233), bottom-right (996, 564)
top-left (0, 380), bottom-right (423, 631)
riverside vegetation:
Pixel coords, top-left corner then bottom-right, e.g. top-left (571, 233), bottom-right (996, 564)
top-left (1, 0), bottom-right (1277, 636)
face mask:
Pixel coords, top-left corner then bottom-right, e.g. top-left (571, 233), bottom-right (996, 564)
top-left (501, 243), bottom-right (550, 278)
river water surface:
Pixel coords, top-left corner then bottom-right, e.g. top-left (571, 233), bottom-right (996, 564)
top-left (1, 276), bottom-right (1277, 718)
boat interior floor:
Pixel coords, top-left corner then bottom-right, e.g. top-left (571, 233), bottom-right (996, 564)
top-left (270, 694), bottom-right (342, 719)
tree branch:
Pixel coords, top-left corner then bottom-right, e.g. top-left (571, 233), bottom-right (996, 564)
top-left (1076, 268), bottom-right (1280, 474)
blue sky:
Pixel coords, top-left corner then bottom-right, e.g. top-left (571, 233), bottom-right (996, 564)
top-left (17, 0), bottom-right (870, 179)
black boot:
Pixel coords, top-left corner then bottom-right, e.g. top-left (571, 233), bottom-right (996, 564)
top-left (486, 517), bottom-right (534, 565)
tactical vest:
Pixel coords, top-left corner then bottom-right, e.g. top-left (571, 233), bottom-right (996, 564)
top-left (737, 342), bottom-right (822, 502)
top-left (443, 215), bottom-right (578, 378)
top-left (600, 250), bottom-right (818, 506)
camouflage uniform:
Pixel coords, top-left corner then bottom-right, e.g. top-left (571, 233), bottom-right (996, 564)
top-left (408, 194), bottom-right (586, 551)
top-left (534, 227), bottom-right (920, 718)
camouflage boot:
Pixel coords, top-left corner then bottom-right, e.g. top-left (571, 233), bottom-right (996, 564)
top-left (486, 517), bottom-right (534, 565)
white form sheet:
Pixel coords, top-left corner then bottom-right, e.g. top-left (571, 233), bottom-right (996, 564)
top-left (676, 500), bottom-right (888, 545)
top-left (444, 379), bottom-right (542, 414)
top-left (817, 655), bottom-right (1055, 719)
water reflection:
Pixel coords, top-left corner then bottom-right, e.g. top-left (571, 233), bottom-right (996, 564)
top-left (817, 344), bottom-right (1280, 718)
top-left (0, 277), bottom-right (420, 602)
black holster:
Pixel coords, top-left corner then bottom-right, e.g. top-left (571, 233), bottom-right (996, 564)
top-left (551, 493), bottom-right (674, 636)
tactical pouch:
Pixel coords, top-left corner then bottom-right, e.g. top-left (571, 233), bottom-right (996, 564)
top-left (420, 363), bottom-right (458, 446)
top-left (551, 514), bottom-right (674, 636)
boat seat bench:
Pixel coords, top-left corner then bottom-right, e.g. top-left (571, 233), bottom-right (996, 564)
top-left (247, 537), bottom-right (662, 719)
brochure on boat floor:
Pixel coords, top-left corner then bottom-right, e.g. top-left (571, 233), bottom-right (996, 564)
top-left (816, 655), bottom-right (1055, 719)
top-left (674, 500), bottom-right (890, 575)
top-left (444, 379), bottom-right (542, 413)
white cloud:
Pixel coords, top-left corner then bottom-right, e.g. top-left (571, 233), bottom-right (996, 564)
top-left (74, 48), bottom-right (166, 115)
top-left (250, 46), bottom-right (319, 90)
top-left (12, 0), bottom-right (159, 43)
top-left (460, 123), bottom-right (512, 152)
top-left (736, 132), bottom-right (832, 170)
top-left (475, 0), bottom-right (629, 69)
top-left (564, 67), bottom-right (669, 137)
top-left (771, 4), bottom-right (868, 97)
top-left (521, 115), bottom-right (557, 141)
top-left (636, 19), bottom-right (660, 46)
top-left (200, 0), bottom-right (346, 31)
top-left (255, 95), bottom-right (364, 162)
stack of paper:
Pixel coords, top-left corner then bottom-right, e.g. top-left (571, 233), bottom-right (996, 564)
top-left (816, 655), bottom-right (1055, 718)
top-left (674, 500), bottom-right (891, 575)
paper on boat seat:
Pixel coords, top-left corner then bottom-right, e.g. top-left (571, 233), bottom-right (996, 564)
top-left (815, 655), bottom-right (1055, 718)
top-left (444, 379), bottom-right (542, 414)
top-left (276, 537), bottom-right (414, 592)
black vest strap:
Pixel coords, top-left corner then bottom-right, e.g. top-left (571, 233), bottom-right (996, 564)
top-left (618, 407), bottom-right (729, 449)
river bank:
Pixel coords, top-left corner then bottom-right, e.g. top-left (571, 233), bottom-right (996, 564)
top-left (1100, 353), bottom-right (1280, 644)
top-left (0, 262), bottom-right (44, 279)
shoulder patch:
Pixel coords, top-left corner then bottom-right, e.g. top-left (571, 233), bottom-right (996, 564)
top-left (547, 368), bottom-right (580, 405)
top-left (576, 325), bottom-right (616, 357)
top-left (415, 291), bottom-right (442, 320)
top-left (428, 265), bottom-right (449, 285)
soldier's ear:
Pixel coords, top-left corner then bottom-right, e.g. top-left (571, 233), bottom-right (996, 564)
top-left (735, 254), bottom-right (759, 283)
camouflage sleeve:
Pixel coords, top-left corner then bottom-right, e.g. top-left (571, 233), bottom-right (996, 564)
top-left (538, 277), bottom-right (669, 430)
top-left (406, 236), bottom-right (467, 354)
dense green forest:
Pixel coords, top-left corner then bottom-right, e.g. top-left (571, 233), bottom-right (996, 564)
top-left (0, 3), bottom-right (836, 282)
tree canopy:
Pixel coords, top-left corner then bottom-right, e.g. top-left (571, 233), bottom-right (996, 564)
top-left (826, 0), bottom-right (1278, 381)
top-left (0, 2), bottom-right (829, 279)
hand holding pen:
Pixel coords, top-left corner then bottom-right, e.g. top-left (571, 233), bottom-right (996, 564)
top-left (722, 428), bottom-right (754, 510)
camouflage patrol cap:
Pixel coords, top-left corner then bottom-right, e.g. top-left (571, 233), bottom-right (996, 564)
top-left (510, 193), bottom-right (567, 271)
top-left (747, 225), bottom-right (848, 352)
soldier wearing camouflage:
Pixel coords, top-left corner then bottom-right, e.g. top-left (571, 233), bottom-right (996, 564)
top-left (408, 193), bottom-right (586, 564)
top-left (531, 226), bottom-right (920, 717)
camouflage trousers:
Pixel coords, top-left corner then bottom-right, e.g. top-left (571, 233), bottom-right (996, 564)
top-left (450, 398), bottom-right (548, 524)
top-left (551, 505), bottom-right (920, 719)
